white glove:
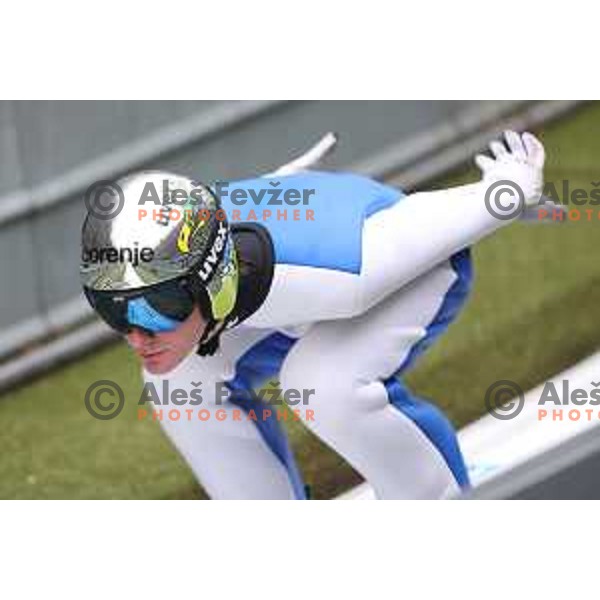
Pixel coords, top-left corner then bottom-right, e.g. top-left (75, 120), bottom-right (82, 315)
top-left (475, 130), bottom-right (545, 209)
top-left (262, 132), bottom-right (338, 178)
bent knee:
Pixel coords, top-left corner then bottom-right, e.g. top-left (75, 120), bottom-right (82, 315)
top-left (282, 362), bottom-right (387, 430)
top-left (280, 358), bottom-right (348, 406)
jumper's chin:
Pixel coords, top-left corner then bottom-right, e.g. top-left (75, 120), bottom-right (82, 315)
top-left (139, 348), bottom-right (187, 375)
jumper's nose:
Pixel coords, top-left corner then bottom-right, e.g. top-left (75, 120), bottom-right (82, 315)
top-left (126, 326), bottom-right (155, 349)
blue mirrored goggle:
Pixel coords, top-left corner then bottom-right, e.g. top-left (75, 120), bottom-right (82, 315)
top-left (84, 279), bottom-right (196, 335)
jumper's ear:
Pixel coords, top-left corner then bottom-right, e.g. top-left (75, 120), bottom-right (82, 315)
top-left (189, 278), bottom-right (214, 323)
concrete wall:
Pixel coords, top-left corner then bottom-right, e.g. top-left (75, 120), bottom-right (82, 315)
top-left (0, 100), bottom-right (530, 360)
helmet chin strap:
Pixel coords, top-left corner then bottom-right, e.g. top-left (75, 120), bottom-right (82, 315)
top-left (196, 318), bottom-right (226, 356)
top-left (188, 276), bottom-right (230, 356)
top-left (189, 231), bottom-right (240, 357)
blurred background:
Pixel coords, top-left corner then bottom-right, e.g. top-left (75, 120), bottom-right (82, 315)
top-left (0, 100), bottom-right (598, 499)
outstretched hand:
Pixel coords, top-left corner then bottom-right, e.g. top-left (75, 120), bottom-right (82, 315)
top-left (475, 130), bottom-right (545, 208)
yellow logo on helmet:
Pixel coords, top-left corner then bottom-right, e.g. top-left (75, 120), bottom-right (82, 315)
top-left (177, 210), bottom-right (207, 254)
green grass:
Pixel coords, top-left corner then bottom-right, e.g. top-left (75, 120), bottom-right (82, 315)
top-left (2, 102), bottom-right (600, 499)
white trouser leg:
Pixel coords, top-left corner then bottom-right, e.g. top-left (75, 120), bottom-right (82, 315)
top-left (280, 261), bottom-right (465, 499)
top-left (143, 327), bottom-right (299, 499)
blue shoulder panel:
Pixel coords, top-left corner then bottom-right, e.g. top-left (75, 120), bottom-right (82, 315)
top-left (216, 171), bottom-right (403, 274)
